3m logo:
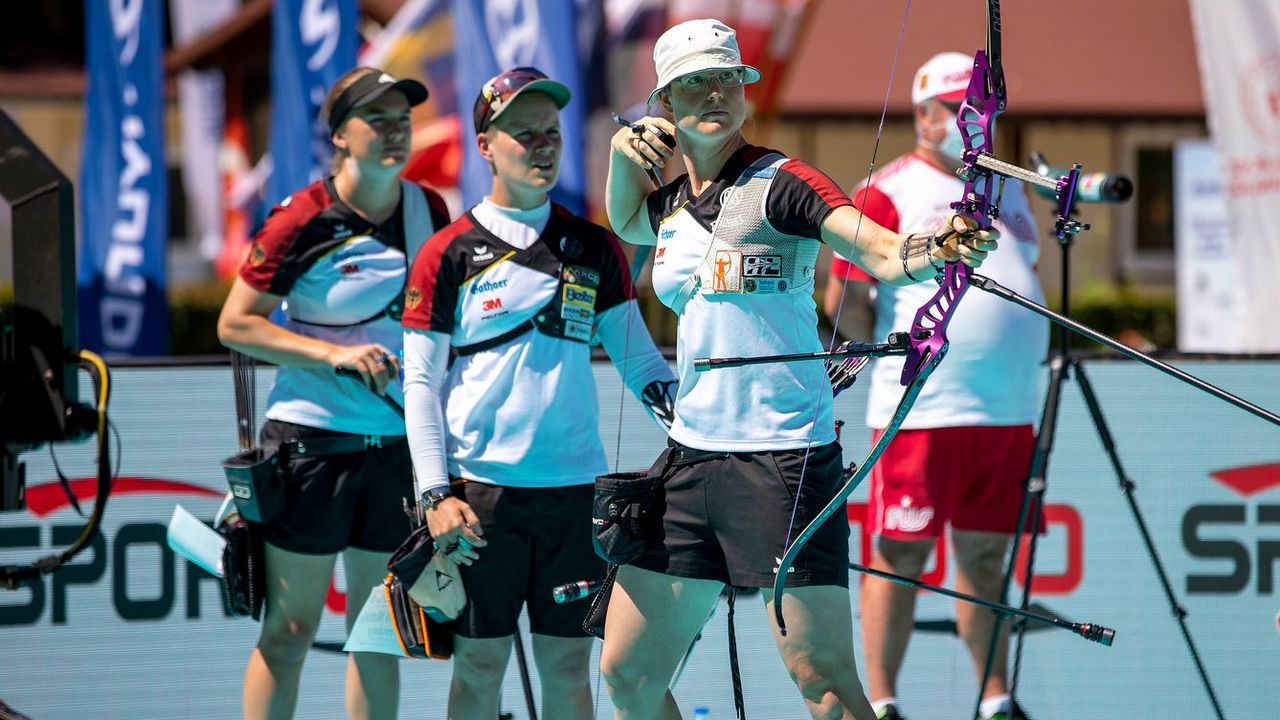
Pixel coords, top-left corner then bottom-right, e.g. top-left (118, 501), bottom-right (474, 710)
top-left (482, 298), bottom-right (503, 312)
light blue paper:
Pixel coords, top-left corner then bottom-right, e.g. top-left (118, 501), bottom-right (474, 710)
top-left (166, 504), bottom-right (226, 577)
top-left (343, 584), bottom-right (410, 657)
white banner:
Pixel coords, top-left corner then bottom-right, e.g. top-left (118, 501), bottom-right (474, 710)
top-left (1189, 0), bottom-right (1280, 351)
top-left (1174, 140), bottom-right (1248, 352)
top-left (168, 0), bottom-right (239, 262)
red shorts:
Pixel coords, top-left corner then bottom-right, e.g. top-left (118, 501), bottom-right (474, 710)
top-left (867, 424), bottom-right (1036, 539)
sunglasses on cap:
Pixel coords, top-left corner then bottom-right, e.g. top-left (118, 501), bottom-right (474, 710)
top-left (472, 67), bottom-right (571, 133)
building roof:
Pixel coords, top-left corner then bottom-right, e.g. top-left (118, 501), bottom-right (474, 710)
top-left (780, 0), bottom-right (1205, 117)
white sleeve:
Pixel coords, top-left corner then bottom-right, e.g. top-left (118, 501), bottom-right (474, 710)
top-left (402, 328), bottom-right (453, 496)
top-left (596, 300), bottom-right (676, 429)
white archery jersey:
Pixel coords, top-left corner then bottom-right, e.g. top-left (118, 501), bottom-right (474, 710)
top-left (402, 200), bottom-right (673, 489)
top-left (849, 153), bottom-right (1048, 429)
top-left (241, 178), bottom-right (448, 435)
top-left (647, 145), bottom-right (854, 452)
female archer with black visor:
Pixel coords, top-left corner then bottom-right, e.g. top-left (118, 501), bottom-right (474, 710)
top-left (217, 68), bottom-right (449, 720)
top-left (601, 19), bottom-right (998, 720)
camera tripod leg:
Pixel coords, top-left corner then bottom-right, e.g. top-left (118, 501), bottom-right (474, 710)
top-left (1071, 363), bottom-right (1226, 720)
top-left (972, 353), bottom-right (1066, 720)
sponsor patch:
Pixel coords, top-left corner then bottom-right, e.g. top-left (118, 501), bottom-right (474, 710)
top-left (561, 305), bottom-right (593, 323)
top-left (743, 254), bottom-right (782, 277)
top-left (885, 502), bottom-right (935, 533)
top-left (563, 284), bottom-right (597, 308)
top-left (710, 250), bottom-right (743, 292)
top-left (660, 229), bottom-right (676, 240)
top-left (472, 244), bottom-right (495, 262)
top-left (559, 236), bottom-right (583, 259)
top-left (744, 278), bottom-right (788, 294)
top-left (562, 320), bottom-right (593, 342)
top-left (470, 278), bottom-right (508, 294)
top-left (561, 265), bottom-right (600, 287)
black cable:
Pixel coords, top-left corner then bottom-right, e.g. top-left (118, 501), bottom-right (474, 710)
top-left (1, 350), bottom-right (113, 590)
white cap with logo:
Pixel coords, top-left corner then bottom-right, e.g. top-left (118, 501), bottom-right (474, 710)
top-left (648, 18), bottom-right (761, 105)
top-left (911, 51), bottom-right (974, 106)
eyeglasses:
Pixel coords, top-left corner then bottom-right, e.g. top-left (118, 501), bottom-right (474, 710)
top-left (672, 68), bottom-right (745, 94)
top-left (475, 67), bottom-right (548, 131)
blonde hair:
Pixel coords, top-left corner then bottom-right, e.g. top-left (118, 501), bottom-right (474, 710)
top-left (321, 67), bottom-right (382, 173)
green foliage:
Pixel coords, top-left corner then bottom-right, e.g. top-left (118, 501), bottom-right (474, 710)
top-left (124, 280), bottom-right (1182, 356)
top-left (169, 280), bottom-right (232, 356)
top-left (1050, 283), bottom-right (1177, 351)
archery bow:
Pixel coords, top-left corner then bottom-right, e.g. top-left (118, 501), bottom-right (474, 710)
top-left (766, 0), bottom-right (1089, 635)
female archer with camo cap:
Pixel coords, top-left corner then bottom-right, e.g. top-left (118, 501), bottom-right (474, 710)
top-left (601, 19), bottom-right (998, 720)
top-left (400, 66), bottom-right (674, 720)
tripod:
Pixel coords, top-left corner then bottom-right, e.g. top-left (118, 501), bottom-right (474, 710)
top-left (971, 212), bottom-right (1227, 720)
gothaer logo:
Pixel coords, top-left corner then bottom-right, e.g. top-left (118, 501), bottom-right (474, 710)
top-left (470, 278), bottom-right (508, 294)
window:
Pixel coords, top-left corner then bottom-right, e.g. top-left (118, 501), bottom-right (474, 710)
top-left (1115, 122), bottom-right (1207, 284)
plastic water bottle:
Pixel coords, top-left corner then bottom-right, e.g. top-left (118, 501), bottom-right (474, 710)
top-left (692, 707), bottom-right (710, 719)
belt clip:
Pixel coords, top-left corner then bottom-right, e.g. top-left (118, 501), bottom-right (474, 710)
top-left (365, 435), bottom-right (382, 449)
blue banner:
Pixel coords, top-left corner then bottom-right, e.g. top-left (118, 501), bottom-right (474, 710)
top-left (266, 0), bottom-right (357, 207)
top-left (453, 0), bottom-right (587, 213)
top-left (78, 0), bottom-right (169, 356)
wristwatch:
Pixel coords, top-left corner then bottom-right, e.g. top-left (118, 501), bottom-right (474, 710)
top-left (420, 486), bottom-right (452, 511)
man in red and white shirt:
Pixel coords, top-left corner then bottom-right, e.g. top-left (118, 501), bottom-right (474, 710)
top-left (827, 52), bottom-right (1047, 720)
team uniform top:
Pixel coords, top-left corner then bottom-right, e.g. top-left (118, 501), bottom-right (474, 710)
top-left (240, 177), bottom-right (449, 436)
top-left (645, 144), bottom-right (852, 452)
top-left (402, 199), bottom-right (673, 489)
top-left (830, 152), bottom-right (1048, 429)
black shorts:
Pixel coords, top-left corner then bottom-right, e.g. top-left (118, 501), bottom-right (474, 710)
top-left (259, 419), bottom-right (415, 555)
top-left (451, 482), bottom-right (604, 639)
top-left (630, 441), bottom-right (850, 588)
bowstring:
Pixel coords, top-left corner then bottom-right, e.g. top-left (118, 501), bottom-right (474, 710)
top-left (781, 0), bottom-right (915, 555)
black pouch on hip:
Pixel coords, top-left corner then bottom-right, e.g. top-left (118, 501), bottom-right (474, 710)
top-left (591, 447), bottom-right (672, 565)
top-left (222, 445), bottom-right (285, 524)
top-left (218, 514), bottom-right (265, 620)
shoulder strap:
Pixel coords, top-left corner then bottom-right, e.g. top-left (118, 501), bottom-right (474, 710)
top-left (400, 179), bottom-right (435, 266)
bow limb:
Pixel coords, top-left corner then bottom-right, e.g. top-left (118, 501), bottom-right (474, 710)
top-left (771, 364), bottom-right (937, 632)
top-left (773, 0), bottom-right (1005, 634)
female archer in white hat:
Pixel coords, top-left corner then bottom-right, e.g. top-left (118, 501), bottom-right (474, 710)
top-left (601, 18), bottom-right (998, 720)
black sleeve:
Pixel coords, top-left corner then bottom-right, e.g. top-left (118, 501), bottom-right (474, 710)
top-left (592, 224), bottom-right (637, 313)
top-left (765, 159), bottom-right (854, 239)
top-left (645, 176), bottom-right (687, 235)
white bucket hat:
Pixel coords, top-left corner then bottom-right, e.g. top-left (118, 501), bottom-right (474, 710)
top-left (648, 18), bottom-right (761, 106)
